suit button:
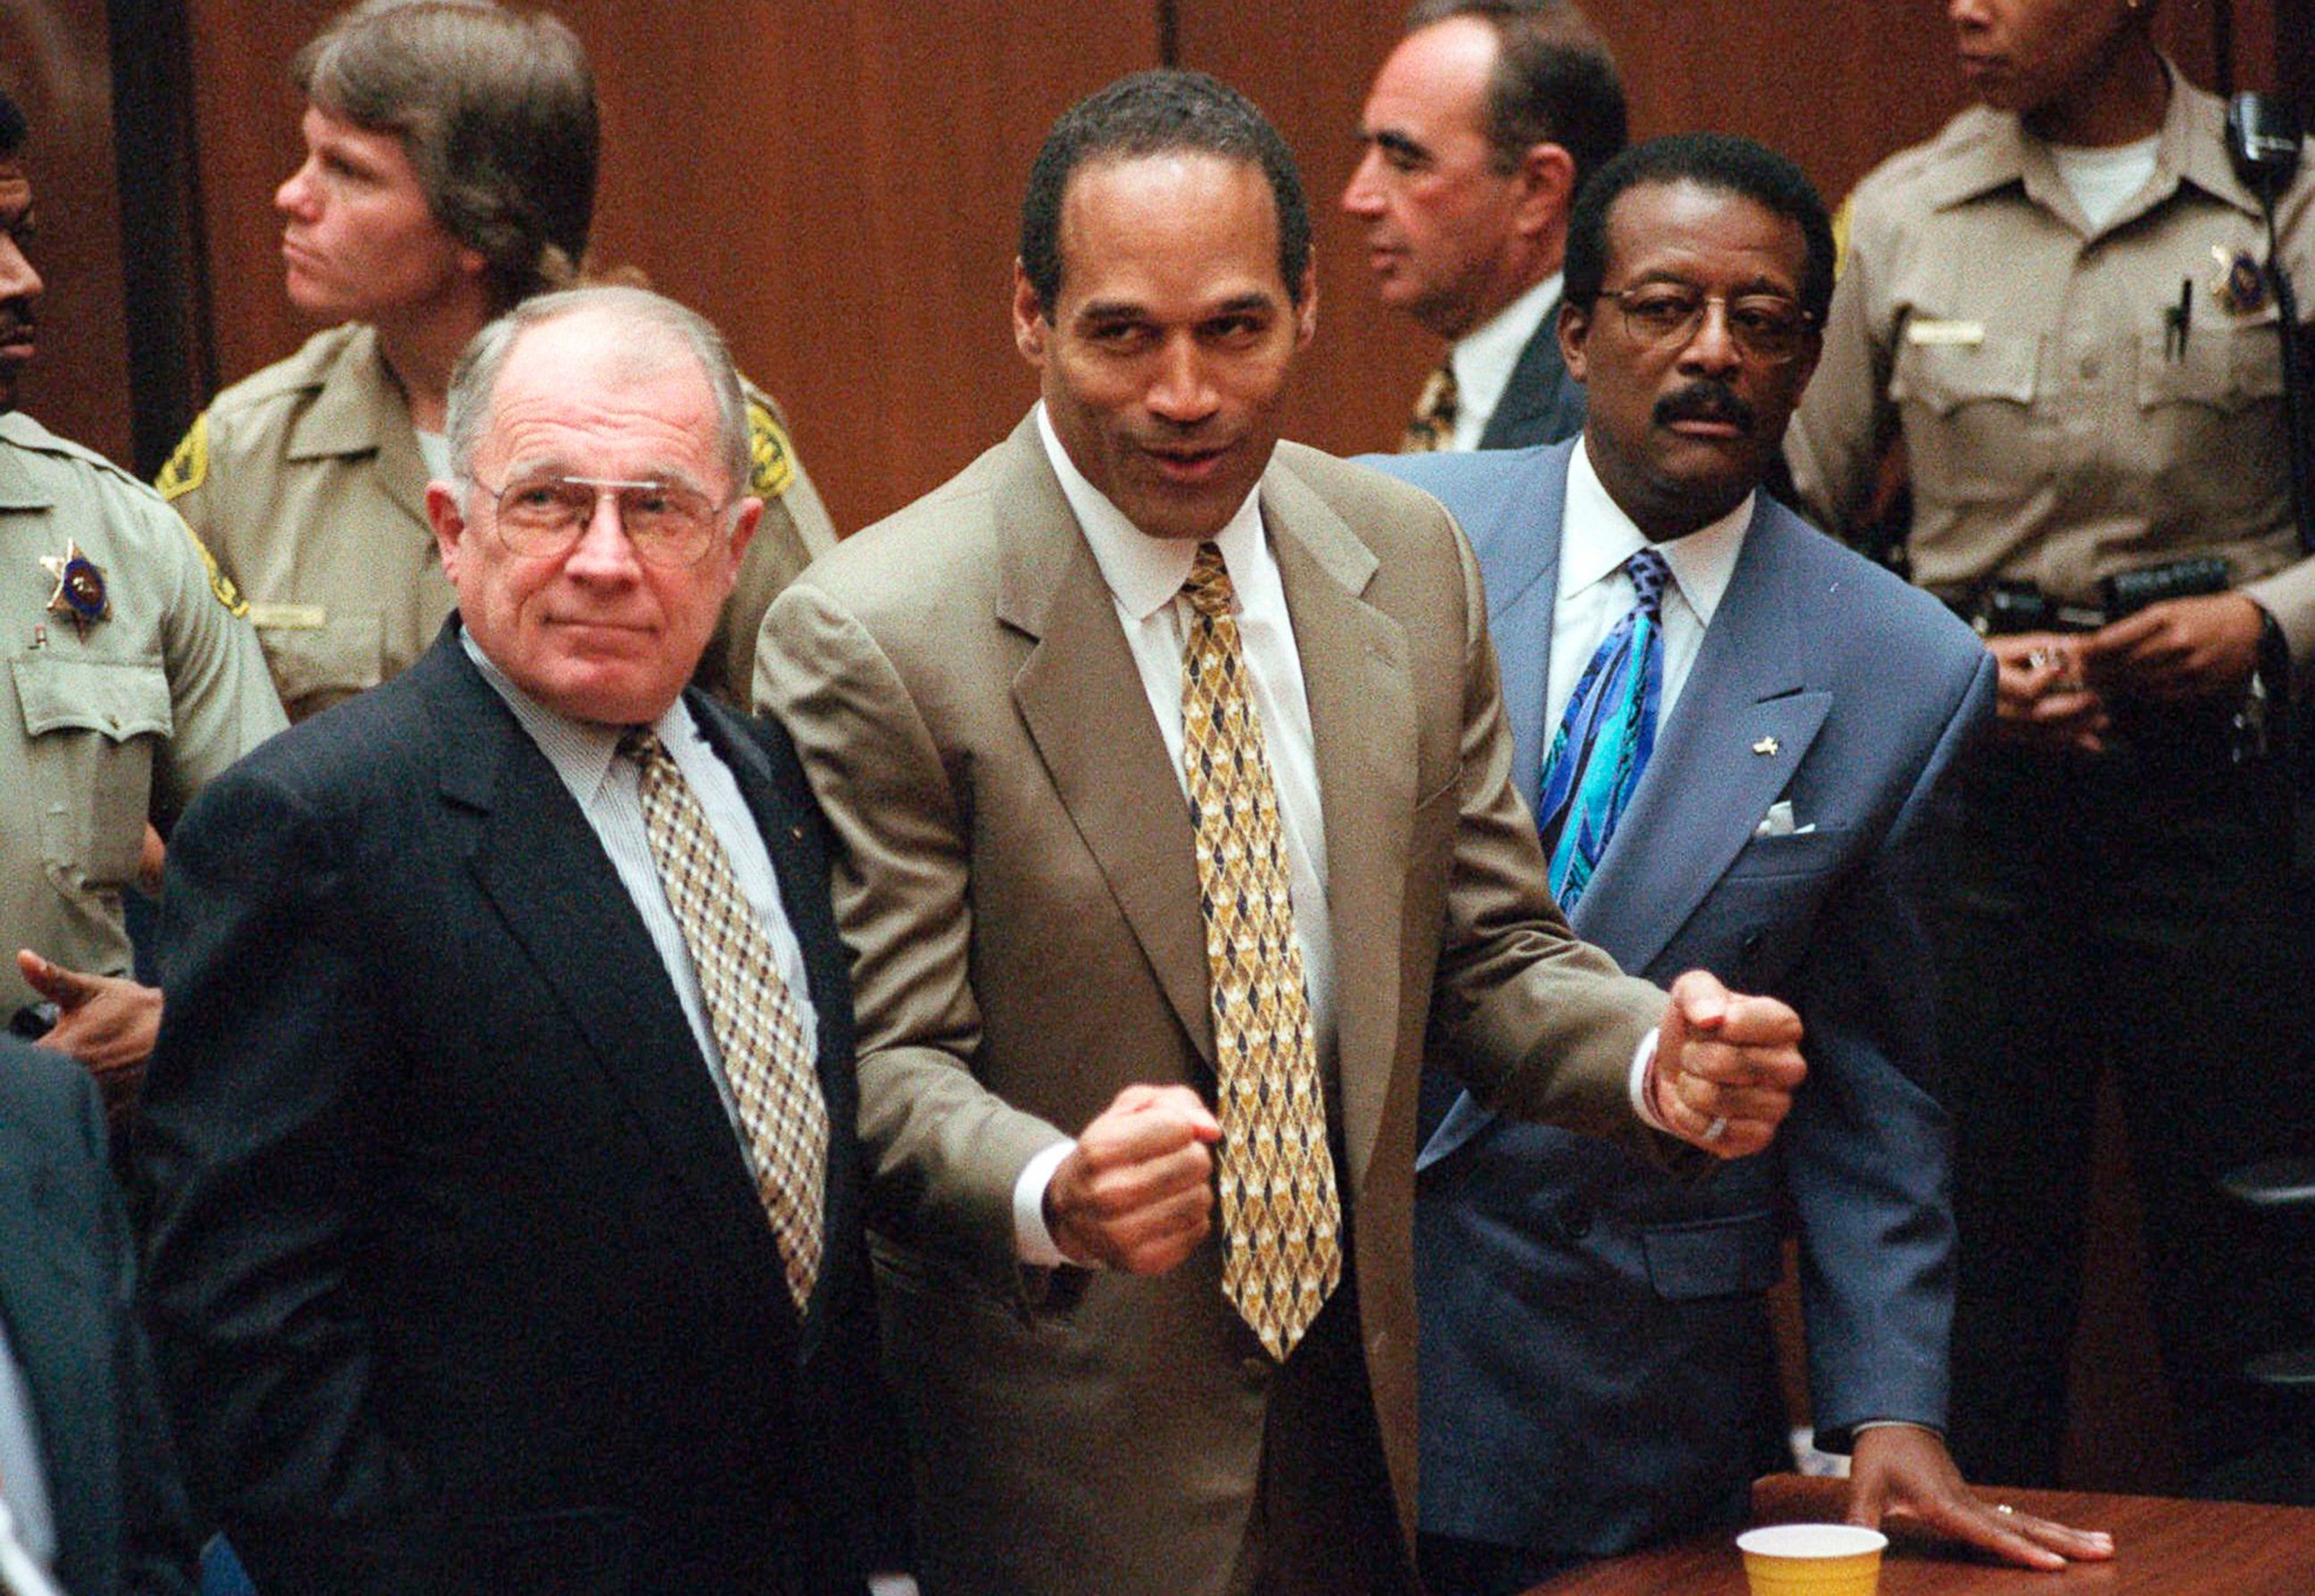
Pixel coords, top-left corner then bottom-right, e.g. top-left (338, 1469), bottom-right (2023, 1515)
top-left (1557, 1199), bottom-right (1593, 1240)
top-left (1240, 1355), bottom-right (1274, 1386)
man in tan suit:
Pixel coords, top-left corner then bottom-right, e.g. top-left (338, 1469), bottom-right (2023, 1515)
top-left (757, 70), bottom-right (1805, 1596)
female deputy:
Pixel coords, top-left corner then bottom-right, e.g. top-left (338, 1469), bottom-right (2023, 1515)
top-left (1786, 0), bottom-right (2315, 1499)
top-left (158, 0), bottom-right (834, 722)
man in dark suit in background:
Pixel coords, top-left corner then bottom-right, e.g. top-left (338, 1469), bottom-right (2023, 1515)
top-left (0, 1034), bottom-right (196, 1595)
top-left (138, 286), bottom-right (890, 1595)
top-left (1370, 134), bottom-right (2110, 1594)
top-left (1343, 0), bottom-right (1625, 453)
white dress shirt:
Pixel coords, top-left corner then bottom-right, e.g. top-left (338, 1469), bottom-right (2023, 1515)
top-left (461, 629), bottom-right (818, 1145)
top-left (1550, 438), bottom-right (1751, 734)
top-left (1550, 441), bottom-right (1752, 1129)
top-left (1013, 404), bottom-right (1339, 1263)
top-left (1445, 273), bottom-right (1563, 451)
top-left (0, 1316), bottom-right (54, 1574)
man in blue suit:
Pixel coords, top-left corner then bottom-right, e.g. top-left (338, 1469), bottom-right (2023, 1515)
top-left (1368, 133), bottom-right (2110, 1595)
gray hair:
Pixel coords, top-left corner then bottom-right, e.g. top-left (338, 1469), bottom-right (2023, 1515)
top-left (445, 285), bottom-right (751, 503)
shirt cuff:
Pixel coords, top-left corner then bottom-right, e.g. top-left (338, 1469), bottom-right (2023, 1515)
top-left (1013, 1139), bottom-right (1077, 1266)
top-left (1627, 1027), bottom-right (1667, 1131)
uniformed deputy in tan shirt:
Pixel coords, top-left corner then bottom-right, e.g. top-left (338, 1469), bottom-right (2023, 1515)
top-left (1787, 59), bottom-right (2315, 665)
top-left (1782, 5), bottom-right (2315, 1503)
top-left (3, 410), bottom-right (286, 1038)
top-left (158, 322), bottom-right (836, 723)
top-left (170, 1), bottom-right (841, 726)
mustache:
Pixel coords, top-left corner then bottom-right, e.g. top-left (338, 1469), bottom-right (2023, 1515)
top-left (1653, 379), bottom-right (1755, 433)
top-left (0, 302), bottom-right (34, 338)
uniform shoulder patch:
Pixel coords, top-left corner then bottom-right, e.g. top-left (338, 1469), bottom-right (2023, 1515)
top-left (174, 513), bottom-right (247, 617)
top-left (156, 412), bottom-right (209, 503)
top-left (746, 399), bottom-right (797, 500)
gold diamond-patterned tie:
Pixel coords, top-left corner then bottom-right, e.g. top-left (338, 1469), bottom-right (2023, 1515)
top-left (1179, 542), bottom-right (1342, 1361)
top-left (1399, 360), bottom-right (1459, 453)
top-left (620, 728), bottom-right (828, 1311)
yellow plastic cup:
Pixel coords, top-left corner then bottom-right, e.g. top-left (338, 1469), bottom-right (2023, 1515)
top-left (1735, 1524), bottom-right (1888, 1595)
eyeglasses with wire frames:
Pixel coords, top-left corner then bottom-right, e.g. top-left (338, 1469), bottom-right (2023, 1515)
top-left (472, 472), bottom-right (735, 568)
top-left (1588, 282), bottom-right (1818, 365)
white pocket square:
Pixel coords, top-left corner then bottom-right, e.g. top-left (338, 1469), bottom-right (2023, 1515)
top-left (1754, 799), bottom-right (1816, 838)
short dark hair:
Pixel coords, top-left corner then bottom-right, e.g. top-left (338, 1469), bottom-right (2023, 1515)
top-left (296, 0), bottom-right (598, 311)
top-left (1564, 132), bottom-right (1835, 325)
top-left (1019, 69), bottom-right (1313, 313)
top-left (0, 87), bottom-right (26, 158)
top-left (1402, 0), bottom-right (1626, 194)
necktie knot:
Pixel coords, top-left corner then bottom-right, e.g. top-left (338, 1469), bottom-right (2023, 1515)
top-left (1625, 547), bottom-right (1672, 617)
top-left (1182, 542), bottom-right (1237, 620)
top-left (1400, 361), bottom-right (1460, 454)
top-left (617, 725), bottom-right (668, 769)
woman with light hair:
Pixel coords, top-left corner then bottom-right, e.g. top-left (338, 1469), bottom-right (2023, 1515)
top-left (158, 0), bottom-right (833, 722)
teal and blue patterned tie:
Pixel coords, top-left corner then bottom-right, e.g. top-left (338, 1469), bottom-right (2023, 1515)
top-left (1535, 547), bottom-right (1670, 912)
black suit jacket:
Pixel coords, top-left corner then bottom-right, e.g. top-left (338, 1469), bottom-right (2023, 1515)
top-left (138, 623), bottom-right (890, 1595)
top-left (1475, 308), bottom-right (1586, 452)
top-left (0, 1038), bottom-right (196, 1596)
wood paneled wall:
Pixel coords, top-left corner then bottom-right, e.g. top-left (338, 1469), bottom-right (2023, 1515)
top-left (0, 2), bottom-right (131, 465)
top-left (176, 0), bottom-right (2284, 536)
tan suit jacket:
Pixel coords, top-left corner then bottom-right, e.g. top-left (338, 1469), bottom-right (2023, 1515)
top-left (758, 414), bottom-right (1667, 1595)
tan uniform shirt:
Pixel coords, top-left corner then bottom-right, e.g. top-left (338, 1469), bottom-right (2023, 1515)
top-left (159, 322), bottom-right (839, 721)
top-left (1787, 63), bottom-right (2315, 660)
top-left (1, 411), bottom-right (284, 1012)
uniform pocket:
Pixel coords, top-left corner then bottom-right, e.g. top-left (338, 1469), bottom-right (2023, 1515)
top-left (1889, 332), bottom-right (2048, 507)
top-left (2132, 320), bottom-right (2291, 533)
top-left (256, 609), bottom-right (385, 717)
top-left (12, 654), bottom-right (169, 890)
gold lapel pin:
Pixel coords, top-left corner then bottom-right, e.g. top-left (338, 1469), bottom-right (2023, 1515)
top-left (1751, 735), bottom-right (1780, 756)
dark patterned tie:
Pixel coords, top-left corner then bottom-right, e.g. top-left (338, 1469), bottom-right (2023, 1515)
top-left (1399, 361), bottom-right (1459, 454)
top-left (1534, 547), bottom-right (1671, 912)
top-left (1179, 543), bottom-right (1342, 1360)
top-left (620, 728), bottom-right (828, 1310)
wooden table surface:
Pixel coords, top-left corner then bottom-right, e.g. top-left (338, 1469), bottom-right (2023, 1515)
top-left (1524, 1474), bottom-right (2315, 1594)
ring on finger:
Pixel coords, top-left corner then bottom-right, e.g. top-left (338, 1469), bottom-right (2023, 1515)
top-left (1701, 1115), bottom-right (1729, 1144)
top-left (1993, 1503), bottom-right (2016, 1517)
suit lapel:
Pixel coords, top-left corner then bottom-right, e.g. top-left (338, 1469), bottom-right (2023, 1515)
top-left (1474, 444), bottom-right (1574, 815)
top-left (422, 639), bottom-right (784, 1299)
top-left (1264, 463), bottom-right (1410, 1199)
top-left (1478, 315), bottom-right (1581, 451)
top-left (997, 422), bottom-right (1217, 1063)
top-left (1571, 506), bottom-right (1831, 974)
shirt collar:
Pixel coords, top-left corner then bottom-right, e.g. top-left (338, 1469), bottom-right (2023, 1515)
top-left (1564, 437), bottom-right (1750, 625)
top-left (1450, 273), bottom-right (1563, 425)
top-left (0, 412), bottom-right (54, 508)
top-left (1934, 57), bottom-right (2260, 224)
top-left (458, 623), bottom-right (698, 806)
top-left (1034, 401), bottom-right (1271, 621)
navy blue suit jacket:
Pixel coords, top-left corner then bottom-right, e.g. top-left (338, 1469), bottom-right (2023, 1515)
top-left (138, 623), bottom-right (890, 1594)
top-left (0, 1038), bottom-right (196, 1595)
top-left (1366, 440), bottom-right (1993, 1557)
